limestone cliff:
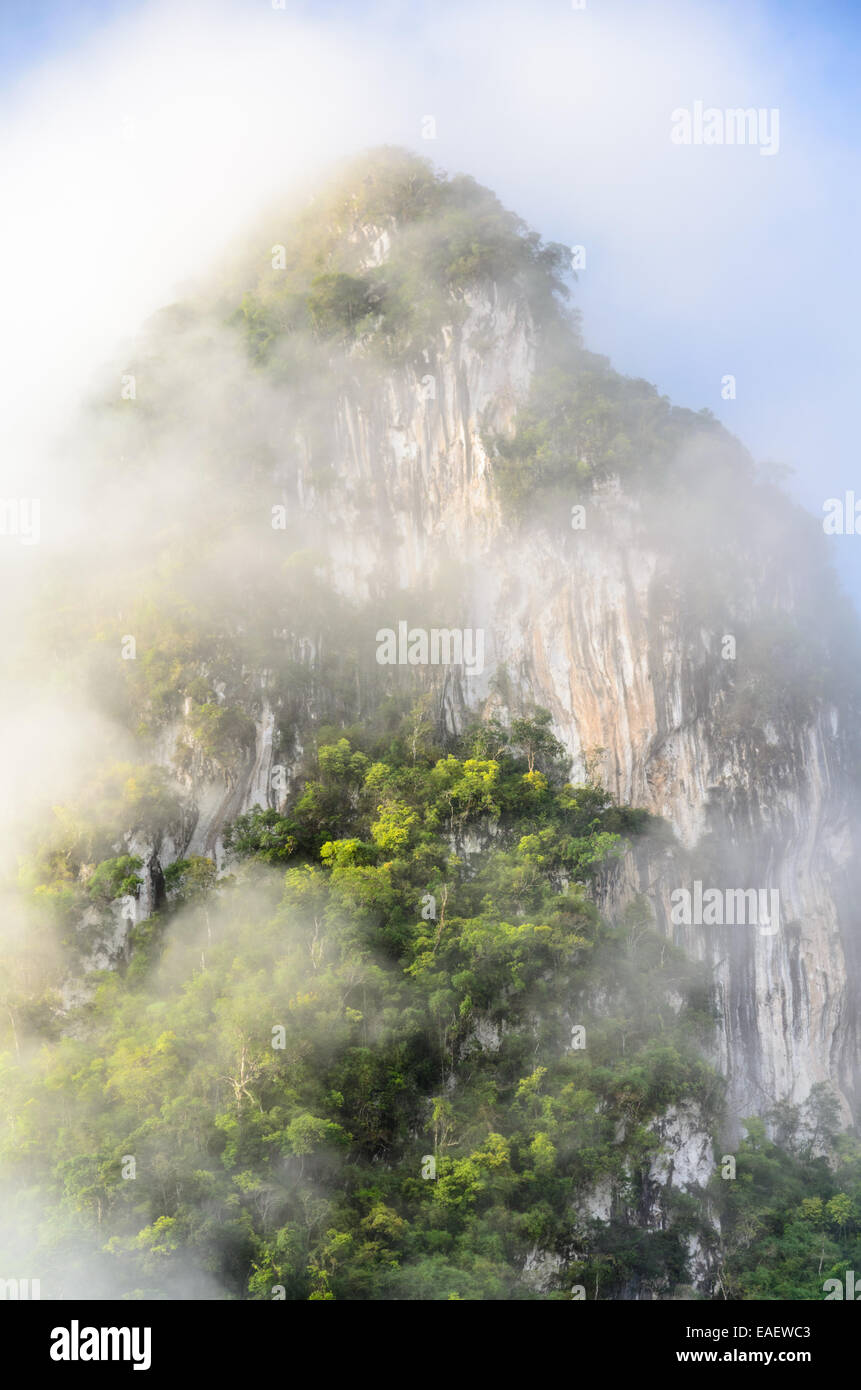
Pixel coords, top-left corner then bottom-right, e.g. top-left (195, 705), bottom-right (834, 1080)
top-left (87, 176), bottom-right (861, 1158)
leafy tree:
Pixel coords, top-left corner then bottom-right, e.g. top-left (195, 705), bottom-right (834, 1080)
top-left (163, 856), bottom-right (217, 904)
top-left (510, 709), bottom-right (568, 777)
top-left (87, 856), bottom-right (143, 904)
top-left (224, 808), bottom-right (297, 863)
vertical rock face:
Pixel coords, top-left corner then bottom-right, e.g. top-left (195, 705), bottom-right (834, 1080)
top-left (96, 207), bottom-right (856, 1139)
top-left (523, 1100), bottom-right (719, 1299)
top-left (477, 517), bottom-right (861, 1127)
top-left (299, 282), bottom-right (535, 597)
top-left (268, 268), bottom-right (861, 1133)
top-left (184, 702), bottom-right (278, 864)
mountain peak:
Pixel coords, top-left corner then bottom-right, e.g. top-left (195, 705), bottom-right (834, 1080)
top-left (204, 147), bottom-right (571, 366)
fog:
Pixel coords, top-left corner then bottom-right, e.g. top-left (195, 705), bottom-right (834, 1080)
top-left (1, 0), bottom-right (858, 1305)
top-left (5, 0), bottom-right (859, 565)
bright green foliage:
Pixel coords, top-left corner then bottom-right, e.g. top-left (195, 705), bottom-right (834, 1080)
top-left (716, 1091), bottom-right (861, 1299)
top-left (88, 856), bottom-right (144, 904)
top-left (224, 809), bottom-right (297, 863)
top-left (163, 856), bottom-right (217, 903)
top-left (0, 716), bottom-right (724, 1301)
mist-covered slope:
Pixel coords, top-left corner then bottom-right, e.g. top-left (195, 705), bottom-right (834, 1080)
top-left (2, 149), bottom-right (860, 1300)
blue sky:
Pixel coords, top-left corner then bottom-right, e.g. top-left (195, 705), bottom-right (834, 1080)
top-left (0, 0), bottom-right (130, 82)
top-left (3, 0), bottom-right (861, 604)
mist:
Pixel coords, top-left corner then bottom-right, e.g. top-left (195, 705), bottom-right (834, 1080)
top-left (1, 0), bottom-right (860, 1313)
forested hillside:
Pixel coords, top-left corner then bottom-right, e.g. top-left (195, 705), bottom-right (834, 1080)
top-left (2, 150), bottom-right (860, 1300)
